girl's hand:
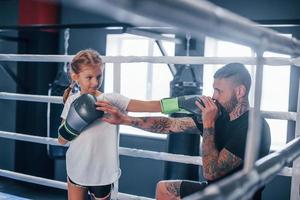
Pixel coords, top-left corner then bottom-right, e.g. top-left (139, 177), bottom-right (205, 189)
top-left (58, 136), bottom-right (68, 145)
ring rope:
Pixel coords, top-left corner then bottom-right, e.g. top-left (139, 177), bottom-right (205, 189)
top-left (0, 92), bottom-right (63, 104)
top-left (0, 54), bottom-right (300, 66)
top-left (0, 130), bottom-right (202, 165)
top-left (0, 130), bottom-right (59, 146)
top-left (119, 147), bottom-right (202, 165)
top-left (0, 168), bottom-right (67, 190)
top-left (260, 110), bottom-right (297, 121)
top-left (0, 130), bottom-right (292, 177)
top-left (0, 92), bottom-right (297, 121)
top-left (0, 92), bottom-right (296, 173)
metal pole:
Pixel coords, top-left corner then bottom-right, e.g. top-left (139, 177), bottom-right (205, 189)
top-left (243, 51), bottom-right (264, 173)
top-left (290, 79), bottom-right (300, 200)
top-left (113, 63), bottom-right (121, 93)
top-left (66, 0), bottom-right (300, 56)
top-left (155, 40), bottom-right (177, 76)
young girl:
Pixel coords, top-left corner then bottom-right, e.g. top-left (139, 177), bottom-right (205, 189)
top-left (58, 49), bottom-right (161, 200)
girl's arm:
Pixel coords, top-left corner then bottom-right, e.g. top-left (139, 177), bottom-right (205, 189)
top-left (126, 99), bottom-right (161, 112)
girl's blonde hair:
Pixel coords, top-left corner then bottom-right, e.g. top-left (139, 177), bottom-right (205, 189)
top-left (63, 49), bottom-right (103, 103)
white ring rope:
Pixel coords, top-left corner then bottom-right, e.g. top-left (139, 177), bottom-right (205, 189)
top-left (0, 92), bottom-right (297, 121)
top-left (0, 169), bottom-right (153, 200)
top-left (0, 92), bottom-right (296, 176)
top-left (260, 110), bottom-right (297, 121)
top-left (0, 129), bottom-right (293, 177)
top-left (0, 92), bottom-right (63, 104)
top-left (0, 54), bottom-right (300, 66)
top-left (117, 193), bottom-right (154, 200)
top-left (0, 130), bottom-right (59, 146)
top-left (0, 130), bottom-right (202, 166)
top-left (119, 147), bottom-right (202, 165)
top-left (0, 168), bottom-right (67, 190)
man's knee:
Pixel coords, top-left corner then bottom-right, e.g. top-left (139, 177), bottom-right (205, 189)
top-left (156, 180), bottom-right (182, 200)
top-left (156, 181), bottom-right (167, 197)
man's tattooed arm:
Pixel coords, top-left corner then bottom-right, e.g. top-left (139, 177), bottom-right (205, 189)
top-left (123, 116), bottom-right (200, 134)
top-left (202, 127), bottom-right (242, 181)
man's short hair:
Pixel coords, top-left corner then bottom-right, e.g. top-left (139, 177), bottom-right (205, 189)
top-left (214, 63), bottom-right (251, 94)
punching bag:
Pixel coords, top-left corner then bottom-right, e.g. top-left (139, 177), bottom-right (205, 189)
top-left (165, 65), bottom-right (202, 180)
top-left (47, 69), bottom-right (69, 159)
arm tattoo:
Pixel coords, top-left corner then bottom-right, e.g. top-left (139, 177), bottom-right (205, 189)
top-left (165, 182), bottom-right (181, 198)
top-left (202, 128), bottom-right (242, 180)
top-left (230, 98), bottom-right (249, 120)
top-left (172, 118), bottom-right (200, 134)
top-left (130, 117), bottom-right (171, 133)
top-left (202, 128), bottom-right (218, 179)
top-left (128, 117), bottom-right (199, 134)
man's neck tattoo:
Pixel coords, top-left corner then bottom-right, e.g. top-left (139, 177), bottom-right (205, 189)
top-left (229, 98), bottom-right (249, 120)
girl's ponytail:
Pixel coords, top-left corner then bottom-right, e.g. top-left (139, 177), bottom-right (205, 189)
top-left (62, 81), bottom-right (75, 103)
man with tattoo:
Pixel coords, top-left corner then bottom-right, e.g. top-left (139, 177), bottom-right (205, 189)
top-left (96, 63), bottom-right (271, 200)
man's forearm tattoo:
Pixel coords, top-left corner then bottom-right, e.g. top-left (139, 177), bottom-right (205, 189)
top-left (174, 118), bottom-right (200, 134)
top-left (202, 128), bottom-right (217, 158)
top-left (128, 117), bottom-right (199, 134)
top-left (150, 118), bottom-right (172, 133)
top-left (129, 117), bottom-right (172, 133)
top-left (202, 127), bottom-right (220, 179)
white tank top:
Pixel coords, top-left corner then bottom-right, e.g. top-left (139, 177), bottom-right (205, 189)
top-left (61, 92), bottom-right (130, 186)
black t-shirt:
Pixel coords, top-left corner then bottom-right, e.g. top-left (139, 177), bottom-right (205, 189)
top-left (193, 110), bottom-right (271, 199)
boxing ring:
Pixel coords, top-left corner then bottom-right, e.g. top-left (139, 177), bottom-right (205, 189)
top-left (0, 55), bottom-right (299, 200)
top-left (1, 0), bottom-right (300, 199)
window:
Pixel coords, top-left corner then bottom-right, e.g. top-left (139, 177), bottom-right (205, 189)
top-left (261, 51), bottom-right (290, 150)
top-left (105, 34), bottom-right (175, 138)
top-left (204, 37), bottom-right (291, 150)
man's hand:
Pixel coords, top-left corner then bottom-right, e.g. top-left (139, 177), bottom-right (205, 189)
top-left (195, 96), bottom-right (218, 128)
top-left (95, 100), bottom-right (128, 125)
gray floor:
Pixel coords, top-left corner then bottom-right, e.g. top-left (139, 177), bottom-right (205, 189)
top-left (0, 177), bottom-right (66, 200)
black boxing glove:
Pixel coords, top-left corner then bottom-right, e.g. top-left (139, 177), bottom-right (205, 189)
top-left (58, 94), bottom-right (104, 141)
top-left (160, 95), bottom-right (204, 115)
top-left (160, 95), bottom-right (223, 117)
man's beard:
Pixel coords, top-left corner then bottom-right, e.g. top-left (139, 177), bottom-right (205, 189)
top-left (223, 94), bottom-right (238, 113)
